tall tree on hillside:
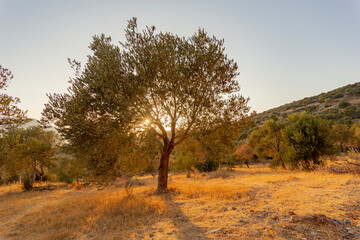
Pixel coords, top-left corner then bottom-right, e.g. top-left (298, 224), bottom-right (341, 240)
top-left (0, 65), bottom-right (27, 132)
top-left (42, 18), bottom-right (250, 192)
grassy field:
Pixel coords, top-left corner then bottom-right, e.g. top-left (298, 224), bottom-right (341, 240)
top-left (0, 164), bottom-right (359, 240)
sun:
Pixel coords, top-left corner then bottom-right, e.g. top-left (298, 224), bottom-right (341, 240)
top-left (144, 119), bottom-right (150, 124)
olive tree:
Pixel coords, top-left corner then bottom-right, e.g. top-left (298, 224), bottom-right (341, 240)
top-left (248, 118), bottom-right (287, 169)
top-left (0, 65), bottom-right (27, 132)
top-left (42, 18), bottom-right (250, 192)
top-left (284, 112), bottom-right (334, 170)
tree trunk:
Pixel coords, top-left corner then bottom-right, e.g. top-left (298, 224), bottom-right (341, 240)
top-left (279, 156), bottom-right (286, 169)
top-left (157, 144), bottom-right (174, 192)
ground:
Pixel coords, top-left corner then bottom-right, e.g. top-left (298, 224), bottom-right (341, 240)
top-left (0, 165), bottom-right (360, 240)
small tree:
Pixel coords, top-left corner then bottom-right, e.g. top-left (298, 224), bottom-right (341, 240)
top-left (0, 65), bottom-right (27, 132)
top-left (248, 118), bottom-right (287, 169)
top-left (0, 126), bottom-right (56, 188)
top-left (331, 124), bottom-right (351, 152)
top-left (235, 144), bottom-right (254, 168)
top-left (42, 18), bottom-right (250, 192)
top-left (350, 122), bottom-right (360, 146)
top-left (284, 112), bottom-right (333, 170)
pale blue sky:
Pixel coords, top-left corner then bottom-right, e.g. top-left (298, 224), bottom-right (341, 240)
top-left (1, 0), bottom-right (360, 119)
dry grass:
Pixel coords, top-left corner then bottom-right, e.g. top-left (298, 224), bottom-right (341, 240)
top-left (0, 182), bottom-right (22, 197)
top-left (1, 164), bottom-right (359, 239)
top-left (18, 190), bottom-right (167, 240)
top-left (169, 184), bottom-right (249, 200)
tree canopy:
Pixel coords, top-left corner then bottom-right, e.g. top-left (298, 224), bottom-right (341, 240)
top-left (0, 126), bottom-right (56, 188)
top-left (0, 65), bottom-right (27, 132)
top-left (42, 18), bottom-right (250, 191)
top-left (248, 117), bottom-right (287, 169)
top-left (284, 112), bottom-right (333, 170)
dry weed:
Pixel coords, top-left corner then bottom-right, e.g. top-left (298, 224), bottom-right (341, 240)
top-left (209, 169), bottom-right (232, 179)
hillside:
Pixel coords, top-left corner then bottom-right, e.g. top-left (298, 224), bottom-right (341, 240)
top-left (254, 82), bottom-right (360, 125)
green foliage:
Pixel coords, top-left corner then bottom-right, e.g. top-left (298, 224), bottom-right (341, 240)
top-left (332, 93), bottom-right (344, 99)
top-left (350, 122), bottom-right (360, 146)
top-left (348, 85), bottom-right (360, 96)
top-left (248, 118), bottom-right (288, 168)
top-left (48, 154), bottom-right (82, 183)
top-left (0, 126), bottom-right (56, 183)
top-left (331, 124), bottom-right (351, 152)
top-left (284, 112), bottom-right (334, 170)
top-left (305, 105), bottom-right (317, 113)
top-left (22, 171), bottom-right (34, 191)
top-left (0, 65), bottom-right (27, 132)
top-left (42, 18), bottom-right (250, 190)
top-left (195, 159), bottom-right (219, 172)
top-left (339, 101), bottom-right (351, 109)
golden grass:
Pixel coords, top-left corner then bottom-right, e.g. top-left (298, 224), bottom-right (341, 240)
top-left (1, 164), bottom-right (359, 240)
top-left (0, 182), bottom-right (22, 197)
top-left (168, 183), bottom-right (250, 200)
top-left (17, 189), bottom-right (167, 240)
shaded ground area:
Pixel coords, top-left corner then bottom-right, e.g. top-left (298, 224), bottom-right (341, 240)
top-left (0, 165), bottom-right (360, 239)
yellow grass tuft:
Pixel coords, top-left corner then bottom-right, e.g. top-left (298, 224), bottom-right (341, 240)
top-left (168, 183), bottom-right (250, 199)
top-left (0, 182), bottom-right (22, 197)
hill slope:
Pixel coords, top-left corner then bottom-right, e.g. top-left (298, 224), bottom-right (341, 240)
top-left (255, 82), bottom-right (360, 125)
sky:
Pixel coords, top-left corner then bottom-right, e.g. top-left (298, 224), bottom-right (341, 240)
top-left (1, 0), bottom-right (360, 120)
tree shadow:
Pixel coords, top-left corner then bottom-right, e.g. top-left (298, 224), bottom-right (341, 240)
top-left (161, 193), bottom-right (210, 240)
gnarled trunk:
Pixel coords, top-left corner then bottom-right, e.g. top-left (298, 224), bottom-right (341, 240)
top-left (157, 144), bottom-right (174, 192)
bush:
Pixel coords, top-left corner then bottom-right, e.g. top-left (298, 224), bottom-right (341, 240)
top-left (44, 173), bottom-right (58, 182)
top-left (339, 101), bottom-right (351, 109)
top-left (305, 105), bottom-right (317, 113)
top-left (22, 173), bottom-right (34, 191)
top-left (57, 171), bottom-right (75, 184)
top-left (5, 174), bottom-right (20, 184)
top-left (195, 159), bottom-right (219, 172)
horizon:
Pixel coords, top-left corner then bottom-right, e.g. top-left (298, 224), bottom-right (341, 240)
top-left (1, 0), bottom-right (360, 119)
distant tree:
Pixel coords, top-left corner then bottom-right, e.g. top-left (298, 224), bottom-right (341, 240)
top-left (284, 112), bottom-right (333, 170)
top-left (331, 124), bottom-right (351, 152)
top-left (171, 137), bottom-right (202, 171)
top-left (0, 65), bottom-right (27, 132)
top-left (248, 117), bottom-right (287, 169)
top-left (235, 144), bottom-right (254, 168)
top-left (0, 126), bottom-right (56, 188)
top-left (42, 18), bottom-right (250, 192)
top-left (350, 122), bottom-right (360, 146)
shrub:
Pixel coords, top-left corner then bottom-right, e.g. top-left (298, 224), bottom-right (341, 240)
top-left (57, 171), bottom-right (74, 184)
top-left (333, 93), bottom-right (344, 99)
top-left (22, 173), bottom-right (34, 191)
top-left (339, 101), bottom-right (351, 109)
top-left (195, 159), bottom-right (219, 172)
